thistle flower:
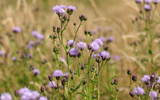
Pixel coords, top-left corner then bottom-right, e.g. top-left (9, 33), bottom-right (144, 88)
top-left (52, 5), bottom-right (61, 12)
top-left (27, 45), bottom-right (32, 50)
top-left (93, 53), bottom-right (101, 58)
top-left (144, 5), bottom-right (151, 11)
top-left (68, 40), bottom-right (75, 47)
top-left (19, 87), bottom-right (30, 95)
top-left (39, 97), bottom-right (47, 100)
top-left (77, 41), bottom-right (87, 50)
top-left (49, 81), bottom-right (57, 88)
top-left (0, 50), bottom-right (3, 56)
top-left (33, 69), bottom-right (40, 76)
top-left (92, 29), bottom-right (97, 34)
top-left (53, 70), bottom-right (63, 80)
top-left (135, 0), bottom-right (143, 3)
top-left (100, 51), bottom-right (110, 60)
top-left (97, 26), bottom-right (102, 31)
top-left (27, 53), bottom-right (33, 58)
top-left (100, 37), bottom-right (106, 42)
top-left (12, 27), bottom-right (21, 33)
top-left (12, 56), bottom-right (17, 61)
top-left (113, 55), bottom-right (120, 61)
top-left (60, 5), bottom-right (67, 9)
top-left (32, 31), bottom-right (44, 40)
top-left (156, 77), bottom-right (160, 84)
top-left (149, 91), bottom-right (158, 100)
top-left (0, 93), bottom-right (12, 100)
top-left (69, 48), bottom-right (79, 57)
top-left (89, 42), bottom-right (100, 52)
top-left (145, 0), bottom-right (151, 3)
top-left (29, 41), bottom-right (35, 46)
top-left (142, 75), bottom-right (150, 83)
top-left (68, 6), bottom-right (76, 11)
top-left (133, 86), bottom-right (145, 96)
top-left (153, 0), bottom-right (160, 4)
top-left (107, 36), bottom-right (114, 43)
top-left (94, 39), bottom-right (103, 46)
top-left (30, 91), bottom-right (40, 100)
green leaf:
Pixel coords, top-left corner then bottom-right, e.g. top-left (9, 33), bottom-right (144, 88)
top-left (72, 81), bottom-right (83, 93)
top-left (76, 92), bottom-right (88, 98)
top-left (59, 93), bottom-right (67, 100)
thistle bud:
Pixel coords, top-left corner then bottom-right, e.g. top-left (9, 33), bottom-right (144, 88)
top-left (114, 78), bottom-right (118, 85)
top-left (129, 92), bottom-right (134, 97)
top-left (40, 86), bottom-right (44, 92)
top-left (127, 69), bottom-right (132, 75)
top-left (57, 27), bottom-right (61, 33)
top-left (48, 75), bottom-right (52, 81)
top-left (132, 74), bottom-right (137, 82)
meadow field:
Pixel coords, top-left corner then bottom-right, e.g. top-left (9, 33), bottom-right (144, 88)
top-left (0, 0), bottom-right (160, 100)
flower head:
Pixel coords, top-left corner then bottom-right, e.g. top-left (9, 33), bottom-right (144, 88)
top-left (30, 91), bottom-right (40, 100)
top-left (0, 50), bottom-right (3, 56)
top-left (133, 86), bottom-right (145, 96)
top-left (89, 42), bottom-right (100, 52)
top-left (94, 39), bottom-right (103, 46)
top-left (149, 91), bottom-right (157, 100)
top-left (144, 5), bottom-right (151, 11)
top-left (77, 41), bottom-right (87, 50)
top-left (12, 27), bottom-right (21, 33)
top-left (33, 69), bottom-right (40, 76)
top-left (69, 48), bottom-right (79, 57)
top-left (49, 81), bottom-right (57, 88)
top-left (60, 5), bottom-right (67, 9)
top-left (52, 5), bottom-right (65, 15)
top-left (53, 70), bottom-right (63, 78)
top-left (153, 0), bottom-right (160, 3)
top-left (39, 97), bottom-right (47, 100)
top-left (19, 87), bottom-right (30, 96)
top-left (100, 51), bottom-right (110, 60)
top-left (32, 31), bottom-right (44, 40)
top-left (145, 0), bottom-right (151, 3)
top-left (113, 55), bottom-right (120, 61)
top-left (12, 56), bottom-right (17, 61)
top-left (93, 53), bottom-right (101, 58)
top-left (68, 40), bottom-right (75, 47)
top-left (107, 36), bottom-right (114, 43)
top-left (142, 75), bottom-right (150, 83)
top-left (0, 93), bottom-right (12, 100)
top-left (68, 6), bottom-right (76, 11)
top-left (135, 0), bottom-right (143, 3)
top-left (100, 37), bottom-right (106, 42)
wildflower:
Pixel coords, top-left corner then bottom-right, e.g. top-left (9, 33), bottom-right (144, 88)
top-left (12, 27), bottom-right (21, 33)
top-left (68, 40), bottom-right (75, 47)
top-left (153, 0), bottom-right (160, 4)
top-left (94, 39), bottom-right (103, 46)
top-left (100, 37), bottom-right (106, 42)
top-left (142, 75), bottom-right (150, 83)
top-left (12, 56), bottom-right (17, 61)
top-left (135, 0), bottom-right (143, 3)
top-left (156, 77), bottom-right (160, 84)
top-left (100, 51), bottom-right (110, 60)
top-left (29, 41), bottom-right (35, 46)
top-left (89, 42), bottom-right (100, 52)
top-left (49, 81), bottom-right (57, 88)
top-left (113, 55), bottom-right (120, 61)
top-left (114, 78), bottom-right (118, 85)
top-left (97, 26), bottom-right (102, 31)
top-left (127, 69), bottom-right (132, 75)
top-left (144, 5), bottom-right (151, 11)
top-left (133, 86), bottom-right (145, 96)
top-left (39, 97), bottom-right (47, 100)
top-left (67, 6), bottom-right (76, 14)
top-left (149, 91), bottom-right (158, 100)
top-left (33, 69), bottom-right (40, 76)
top-left (48, 75), bottom-right (52, 81)
top-left (27, 45), bottom-right (32, 50)
top-left (31, 31), bottom-right (44, 40)
top-left (60, 5), bottom-right (67, 9)
top-left (145, 0), bottom-right (151, 3)
top-left (0, 93), bottom-right (12, 100)
top-left (40, 86), bottom-right (44, 92)
top-left (107, 36), bottom-right (114, 43)
top-left (30, 91), bottom-right (40, 100)
top-left (92, 29), bottom-right (97, 34)
top-left (93, 53), bottom-right (101, 58)
top-left (53, 70), bottom-right (63, 80)
top-left (69, 48), bottom-right (79, 57)
top-left (77, 41), bottom-right (87, 50)
top-left (52, 5), bottom-right (61, 12)
top-left (27, 53), bottom-right (33, 58)
top-left (150, 74), bottom-right (155, 82)
top-left (19, 87), bottom-right (30, 96)
top-left (0, 50), bottom-right (3, 56)
top-left (21, 91), bottom-right (32, 100)
top-left (132, 74), bottom-right (137, 81)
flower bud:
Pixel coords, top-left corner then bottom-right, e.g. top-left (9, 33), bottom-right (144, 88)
top-left (150, 74), bottom-right (155, 82)
top-left (53, 26), bottom-right (56, 32)
top-left (104, 45), bottom-right (108, 51)
top-left (96, 57), bottom-right (101, 63)
top-left (132, 74), bottom-right (137, 81)
top-left (93, 95), bottom-right (96, 99)
top-left (79, 15), bottom-right (85, 21)
top-left (57, 27), bottom-right (61, 33)
top-left (40, 86), bottom-right (44, 92)
top-left (48, 75), bottom-right (52, 81)
top-left (15, 90), bottom-right (19, 97)
top-left (114, 78), bottom-right (118, 85)
top-left (83, 79), bottom-right (87, 85)
top-left (73, 22), bottom-right (76, 26)
top-left (127, 69), bottom-right (132, 75)
top-left (84, 30), bottom-right (88, 35)
top-left (129, 92), bottom-right (134, 97)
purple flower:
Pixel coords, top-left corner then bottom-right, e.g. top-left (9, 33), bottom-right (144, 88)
top-left (32, 31), bottom-right (44, 40)
top-left (69, 48), bottom-right (79, 57)
top-left (77, 41), bottom-right (87, 50)
top-left (39, 97), bottom-right (47, 100)
top-left (12, 27), bottom-right (21, 33)
top-left (27, 53), bottom-right (33, 58)
top-left (60, 5), bottom-right (67, 9)
top-left (53, 70), bottom-right (63, 77)
top-left (27, 45), bottom-right (32, 50)
top-left (29, 41), bottom-right (35, 45)
top-left (0, 93), bottom-right (12, 100)
top-left (100, 37), bottom-right (106, 42)
top-left (93, 53), bottom-right (101, 58)
top-left (63, 73), bottom-right (69, 77)
top-left (49, 81), bottom-right (57, 88)
top-left (149, 91), bottom-right (158, 100)
top-left (133, 86), bottom-right (145, 96)
top-left (30, 91), bottom-right (40, 100)
top-left (142, 75), bottom-right (150, 83)
top-left (94, 39), bottom-right (103, 46)
top-left (97, 26), bottom-right (102, 31)
top-left (100, 51), bottom-right (110, 60)
top-left (68, 40), bottom-right (75, 47)
top-left (52, 5), bottom-right (65, 15)
top-left (135, 0), bottom-right (143, 3)
top-left (32, 31), bottom-right (38, 37)
top-left (33, 69), bottom-right (40, 75)
top-left (89, 42), bottom-right (100, 52)
top-left (68, 6), bottom-right (76, 11)
top-left (156, 77), bottom-right (160, 83)
top-left (144, 5), bottom-right (151, 11)
top-left (0, 50), bottom-right (3, 56)
top-left (153, 0), bottom-right (160, 3)
top-left (107, 36), bottom-right (114, 43)
top-left (145, 0), bottom-right (151, 3)
top-left (12, 56), bottom-right (17, 61)
top-left (52, 5), bottom-right (61, 12)
top-left (113, 55), bottom-right (120, 61)
top-left (57, 9), bottom-right (65, 15)
top-left (19, 87), bottom-right (30, 96)
top-left (92, 29), bottom-right (97, 34)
